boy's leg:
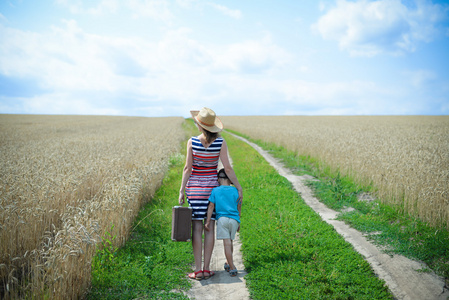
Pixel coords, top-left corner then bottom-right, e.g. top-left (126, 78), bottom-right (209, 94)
top-left (224, 241), bottom-right (233, 271)
top-left (223, 238), bottom-right (235, 270)
top-left (224, 241), bottom-right (233, 269)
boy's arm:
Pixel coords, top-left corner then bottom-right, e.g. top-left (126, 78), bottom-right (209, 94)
top-left (204, 202), bottom-right (215, 231)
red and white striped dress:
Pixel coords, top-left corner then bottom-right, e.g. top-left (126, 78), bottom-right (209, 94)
top-left (186, 136), bottom-right (223, 220)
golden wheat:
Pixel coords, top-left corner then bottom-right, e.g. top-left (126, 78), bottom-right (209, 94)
top-left (0, 115), bottom-right (185, 299)
top-left (221, 115), bottom-right (449, 228)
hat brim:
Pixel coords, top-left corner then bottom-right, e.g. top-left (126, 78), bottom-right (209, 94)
top-left (190, 110), bottom-right (223, 133)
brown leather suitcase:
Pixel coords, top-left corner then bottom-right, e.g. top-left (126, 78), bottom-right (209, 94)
top-left (171, 206), bottom-right (192, 242)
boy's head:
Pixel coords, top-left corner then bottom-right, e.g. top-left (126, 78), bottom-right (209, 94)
top-left (217, 168), bottom-right (231, 185)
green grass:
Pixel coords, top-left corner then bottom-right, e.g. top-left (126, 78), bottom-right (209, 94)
top-left (230, 131), bottom-right (449, 285)
top-left (88, 125), bottom-right (195, 299)
top-left (223, 131), bottom-right (392, 299)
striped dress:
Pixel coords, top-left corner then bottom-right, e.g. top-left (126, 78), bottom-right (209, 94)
top-left (186, 136), bottom-right (224, 220)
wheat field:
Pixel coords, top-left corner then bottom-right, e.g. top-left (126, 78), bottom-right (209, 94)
top-left (0, 115), bottom-right (185, 299)
top-left (221, 115), bottom-right (449, 229)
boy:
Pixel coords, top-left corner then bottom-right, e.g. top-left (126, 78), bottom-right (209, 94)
top-left (205, 168), bottom-right (241, 277)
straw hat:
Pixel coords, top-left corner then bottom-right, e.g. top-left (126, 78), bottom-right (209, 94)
top-left (190, 107), bottom-right (223, 133)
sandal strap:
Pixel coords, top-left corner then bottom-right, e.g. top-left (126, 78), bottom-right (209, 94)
top-left (189, 270), bottom-right (203, 279)
top-left (203, 269), bottom-right (215, 275)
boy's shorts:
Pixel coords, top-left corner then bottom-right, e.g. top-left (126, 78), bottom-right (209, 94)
top-left (216, 217), bottom-right (239, 240)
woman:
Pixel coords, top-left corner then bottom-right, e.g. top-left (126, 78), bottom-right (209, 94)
top-left (178, 107), bottom-right (243, 280)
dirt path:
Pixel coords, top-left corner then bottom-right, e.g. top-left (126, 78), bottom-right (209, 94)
top-left (230, 133), bottom-right (448, 300)
top-left (185, 232), bottom-right (250, 299)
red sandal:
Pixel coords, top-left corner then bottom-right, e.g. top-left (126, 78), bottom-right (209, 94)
top-left (188, 270), bottom-right (203, 280)
top-left (202, 269), bottom-right (215, 279)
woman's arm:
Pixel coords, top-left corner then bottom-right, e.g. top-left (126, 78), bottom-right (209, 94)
top-left (220, 139), bottom-right (243, 203)
top-left (179, 139), bottom-right (193, 205)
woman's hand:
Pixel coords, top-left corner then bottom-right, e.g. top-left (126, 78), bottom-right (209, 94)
top-left (178, 192), bottom-right (185, 205)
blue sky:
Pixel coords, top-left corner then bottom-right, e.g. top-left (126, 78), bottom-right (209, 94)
top-left (0, 0), bottom-right (448, 117)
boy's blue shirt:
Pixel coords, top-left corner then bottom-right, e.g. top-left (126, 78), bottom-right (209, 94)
top-left (209, 185), bottom-right (240, 223)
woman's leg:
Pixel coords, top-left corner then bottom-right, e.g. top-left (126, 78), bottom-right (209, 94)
top-left (203, 220), bottom-right (215, 272)
top-left (192, 220), bottom-right (203, 272)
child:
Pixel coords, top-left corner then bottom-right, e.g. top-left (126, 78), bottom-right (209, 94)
top-left (205, 168), bottom-right (241, 277)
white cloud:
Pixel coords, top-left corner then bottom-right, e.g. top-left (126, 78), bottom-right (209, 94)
top-left (156, 28), bottom-right (212, 68)
top-left (1, 15), bottom-right (405, 116)
top-left (196, 76), bottom-right (408, 116)
top-left (0, 18), bottom-right (294, 116)
top-left (207, 3), bottom-right (242, 19)
top-left (55, 0), bottom-right (173, 22)
top-left (1, 20), bottom-right (126, 91)
top-left (403, 69), bottom-right (437, 87)
top-left (174, 1), bottom-right (242, 18)
top-left (55, 0), bottom-right (118, 15)
top-left (0, 12), bottom-right (8, 23)
top-left (275, 79), bottom-right (413, 115)
top-left (313, 0), bottom-right (449, 56)
top-left (86, 0), bottom-right (119, 15)
top-left (127, 0), bottom-right (174, 22)
top-left (279, 79), bottom-right (382, 105)
top-left (3, 1), bottom-right (443, 117)
top-left (176, 0), bottom-right (197, 8)
top-left (211, 35), bottom-right (292, 73)
top-left (24, 93), bottom-right (122, 115)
